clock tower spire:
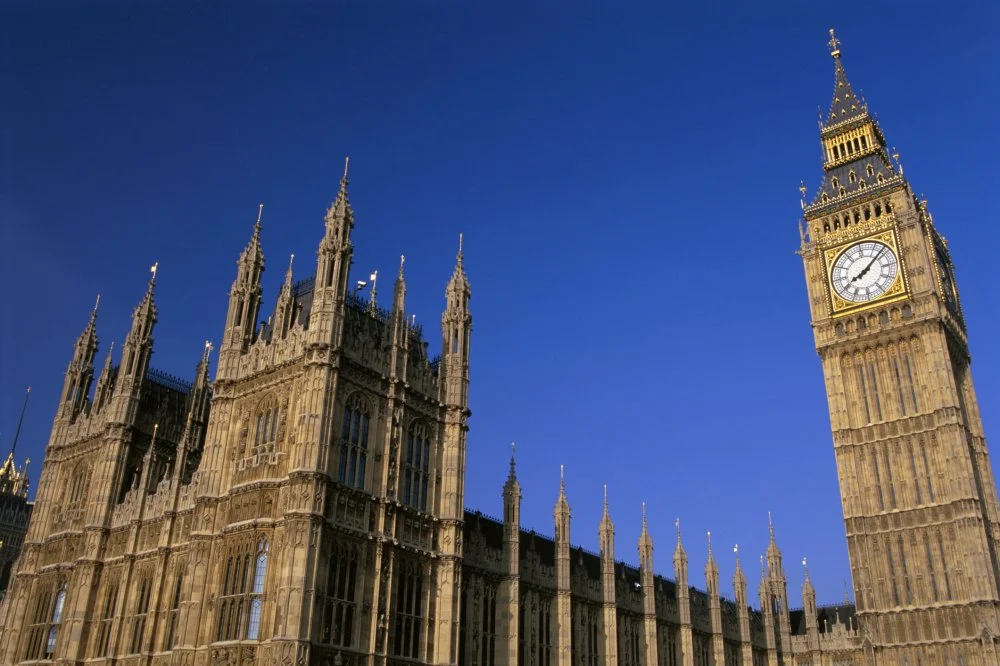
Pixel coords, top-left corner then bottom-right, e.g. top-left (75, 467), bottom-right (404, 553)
top-left (800, 30), bottom-right (1000, 664)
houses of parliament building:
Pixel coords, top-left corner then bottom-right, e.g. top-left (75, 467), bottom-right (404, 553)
top-left (0, 30), bottom-right (998, 666)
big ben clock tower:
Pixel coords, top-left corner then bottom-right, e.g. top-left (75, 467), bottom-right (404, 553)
top-left (800, 30), bottom-right (1000, 665)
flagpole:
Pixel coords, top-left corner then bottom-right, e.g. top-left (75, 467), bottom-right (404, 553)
top-left (11, 386), bottom-right (30, 458)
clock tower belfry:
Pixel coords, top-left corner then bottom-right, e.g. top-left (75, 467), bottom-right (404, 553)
top-left (800, 30), bottom-right (1000, 665)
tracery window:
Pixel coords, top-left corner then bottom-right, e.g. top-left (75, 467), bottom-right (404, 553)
top-left (251, 401), bottom-right (280, 458)
top-left (217, 537), bottom-right (269, 641)
top-left (391, 560), bottom-right (424, 659)
top-left (480, 584), bottom-right (497, 666)
top-left (338, 395), bottom-right (370, 489)
top-left (95, 582), bottom-right (118, 657)
top-left (129, 575), bottom-right (153, 654)
top-left (536, 597), bottom-right (552, 666)
top-left (321, 543), bottom-right (358, 647)
top-left (165, 573), bottom-right (183, 649)
top-left (25, 580), bottom-right (66, 660)
top-left (403, 422), bottom-right (431, 511)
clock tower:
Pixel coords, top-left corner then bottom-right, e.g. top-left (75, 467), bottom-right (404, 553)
top-left (800, 30), bottom-right (1000, 665)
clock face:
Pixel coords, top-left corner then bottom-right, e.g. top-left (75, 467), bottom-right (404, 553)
top-left (830, 240), bottom-right (900, 303)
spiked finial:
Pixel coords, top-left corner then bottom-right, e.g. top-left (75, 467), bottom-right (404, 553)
top-left (343, 156), bottom-right (350, 181)
top-left (828, 28), bottom-right (841, 58)
top-left (255, 203), bottom-right (264, 233)
top-left (802, 557), bottom-right (811, 582)
top-left (509, 441), bottom-right (517, 476)
top-left (768, 511), bottom-right (775, 540)
top-left (707, 530), bottom-right (713, 554)
top-left (93, 293), bottom-right (101, 316)
top-left (399, 254), bottom-right (406, 279)
top-left (457, 232), bottom-right (464, 265)
top-left (149, 262), bottom-right (159, 285)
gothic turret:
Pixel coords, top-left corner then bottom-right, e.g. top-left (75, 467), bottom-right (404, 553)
top-left (219, 207), bottom-right (265, 379)
top-left (674, 520), bottom-right (693, 666)
top-left (766, 516), bottom-right (792, 659)
top-left (270, 254), bottom-right (296, 341)
top-left (706, 531), bottom-right (724, 666)
top-left (57, 297), bottom-right (100, 420)
top-left (308, 159), bottom-right (354, 345)
top-left (440, 234), bottom-right (471, 410)
top-left (802, 558), bottom-right (820, 659)
top-left (93, 341), bottom-right (117, 413)
top-left (638, 504), bottom-right (658, 666)
top-left (109, 267), bottom-right (158, 424)
top-left (553, 466), bottom-right (571, 666)
top-left (599, 487), bottom-right (618, 666)
top-left (500, 443), bottom-right (521, 664)
top-left (388, 256), bottom-right (409, 381)
top-left (733, 546), bottom-right (753, 666)
top-left (174, 341), bottom-right (213, 482)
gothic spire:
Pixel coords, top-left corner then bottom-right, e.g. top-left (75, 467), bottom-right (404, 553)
top-left (706, 530), bottom-right (718, 574)
top-left (324, 156), bottom-right (354, 240)
top-left (766, 512), bottom-right (784, 576)
top-left (823, 29), bottom-right (866, 128)
top-left (674, 517), bottom-right (687, 562)
top-left (504, 441), bottom-right (520, 491)
top-left (733, 544), bottom-right (746, 586)
top-left (445, 233), bottom-right (470, 310)
top-left (638, 501), bottom-right (653, 552)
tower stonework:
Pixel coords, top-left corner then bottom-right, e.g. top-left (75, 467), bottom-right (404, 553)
top-left (800, 30), bottom-right (1000, 666)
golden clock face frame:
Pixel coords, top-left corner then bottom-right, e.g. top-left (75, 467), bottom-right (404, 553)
top-left (824, 229), bottom-right (907, 317)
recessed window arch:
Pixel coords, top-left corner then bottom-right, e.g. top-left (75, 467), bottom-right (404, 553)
top-left (822, 193), bottom-right (829, 203)
top-left (322, 542), bottom-right (359, 647)
top-left (338, 393), bottom-right (372, 489)
top-left (25, 579), bottom-right (67, 660)
top-left (832, 176), bottom-right (840, 188)
top-left (251, 397), bottom-right (280, 458)
top-left (849, 171), bottom-right (857, 183)
top-left (867, 164), bottom-right (875, 177)
top-left (217, 536), bottom-right (269, 642)
top-left (403, 421), bottom-right (432, 512)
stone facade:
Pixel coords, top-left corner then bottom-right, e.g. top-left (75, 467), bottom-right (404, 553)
top-left (0, 30), bottom-right (995, 666)
top-left (799, 31), bottom-right (1000, 666)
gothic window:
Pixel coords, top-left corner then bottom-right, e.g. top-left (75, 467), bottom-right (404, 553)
top-left (849, 171), bottom-right (857, 183)
top-left (853, 138), bottom-right (861, 153)
top-left (536, 597), bottom-right (552, 666)
top-left (251, 400), bottom-right (280, 458)
top-left (877, 173), bottom-right (885, 184)
top-left (95, 582), bottom-right (118, 657)
top-left (663, 626), bottom-right (679, 666)
top-left (321, 543), bottom-right (358, 647)
top-left (867, 164), bottom-right (875, 177)
top-left (823, 220), bottom-right (830, 231)
top-left (403, 422), bottom-right (431, 512)
top-left (868, 360), bottom-right (883, 421)
top-left (875, 202), bottom-right (883, 216)
top-left (822, 194), bottom-right (829, 203)
top-left (391, 560), bottom-right (424, 659)
top-left (865, 206), bottom-right (872, 220)
top-left (834, 218), bottom-right (840, 230)
top-left (338, 395), bottom-right (370, 489)
top-left (217, 537), bottom-right (269, 641)
top-left (887, 540), bottom-right (901, 605)
top-left (840, 187), bottom-right (846, 196)
top-left (24, 581), bottom-right (60, 659)
top-left (69, 464), bottom-right (90, 507)
top-left (832, 176), bottom-right (840, 188)
top-left (859, 180), bottom-right (867, 189)
top-left (480, 585), bottom-right (497, 666)
top-left (247, 540), bottom-right (268, 640)
top-left (586, 608), bottom-right (600, 666)
top-left (129, 575), bottom-right (153, 654)
top-left (165, 573), bottom-right (183, 650)
top-left (861, 135), bottom-right (869, 150)
top-left (921, 443), bottom-right (935, 502)
top-left (45, 582), bottom-right (67, 658)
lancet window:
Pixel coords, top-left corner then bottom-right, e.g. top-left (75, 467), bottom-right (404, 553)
top-left (392, 560), bottom-right (424, 659)
top-left (95, 582), bottom-right (118, 657)
top-left (25, 580), bottom-right (64, 660)
top-left (321, 543), bottom-right (359, 647)
top-left (535, 597), bottom-right (552, 666)
top-left (251, 400), bottom-right (280, 458)
top-left (129, 575), bottom-right (153, 654)
top-left (217, 537), bottom-right (269, 641)
top-left (403, 422), bottom-right (431, 511)
top-left (480, 584), bottom-right (497, 666)
top-left (165, 573), bottom-right (183, 649)
top-left (338, 395), bottom-right (370, 489)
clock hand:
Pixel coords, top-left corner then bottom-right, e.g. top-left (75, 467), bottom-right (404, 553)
top-left (851, 246), bottom-right (888, 283)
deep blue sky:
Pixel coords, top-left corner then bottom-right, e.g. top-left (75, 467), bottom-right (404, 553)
top-left (2, 2), bottom-right (998, 607)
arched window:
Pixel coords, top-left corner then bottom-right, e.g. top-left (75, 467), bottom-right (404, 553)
top-left (247, 539), bottom-right (268, 640)
top-left (321, 544), bottom-right (359, 647)
top-left (95, 582), bottom-right (119, 657)
top-left (129, 575), bottom-right (153, 654)
top-left (251, 401), bottom-right (280, 458)
top-left (338, 395), bottom-right (371, 489)
top-left (217, 537), bottom-right (269, 642)
top-left (46, 583), bottom-right (67, 658)
top-left (24, 580), bottom-right (66, 660)
top-left (391, 560), bottom-right (424, 659)
top-left (849, 171), bottom-right (857, 183)
top-left (403, 423), bottom-right (431, 512)
top-left (867, 164), bottom-right (875, 177)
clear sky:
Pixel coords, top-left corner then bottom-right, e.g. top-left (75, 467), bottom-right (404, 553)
top-left (2, 1), bottom-right (998, 607)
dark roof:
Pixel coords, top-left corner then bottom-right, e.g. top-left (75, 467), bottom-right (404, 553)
top-left (825, 55), bottom-right (866, 128)
top-left (146, 367), bottom-right (192, 395)
top-left (789, 603), bottom-right (857, 635)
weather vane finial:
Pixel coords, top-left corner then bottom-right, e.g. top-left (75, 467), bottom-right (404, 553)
top-left (828, 28), bottom-right (841, 57)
